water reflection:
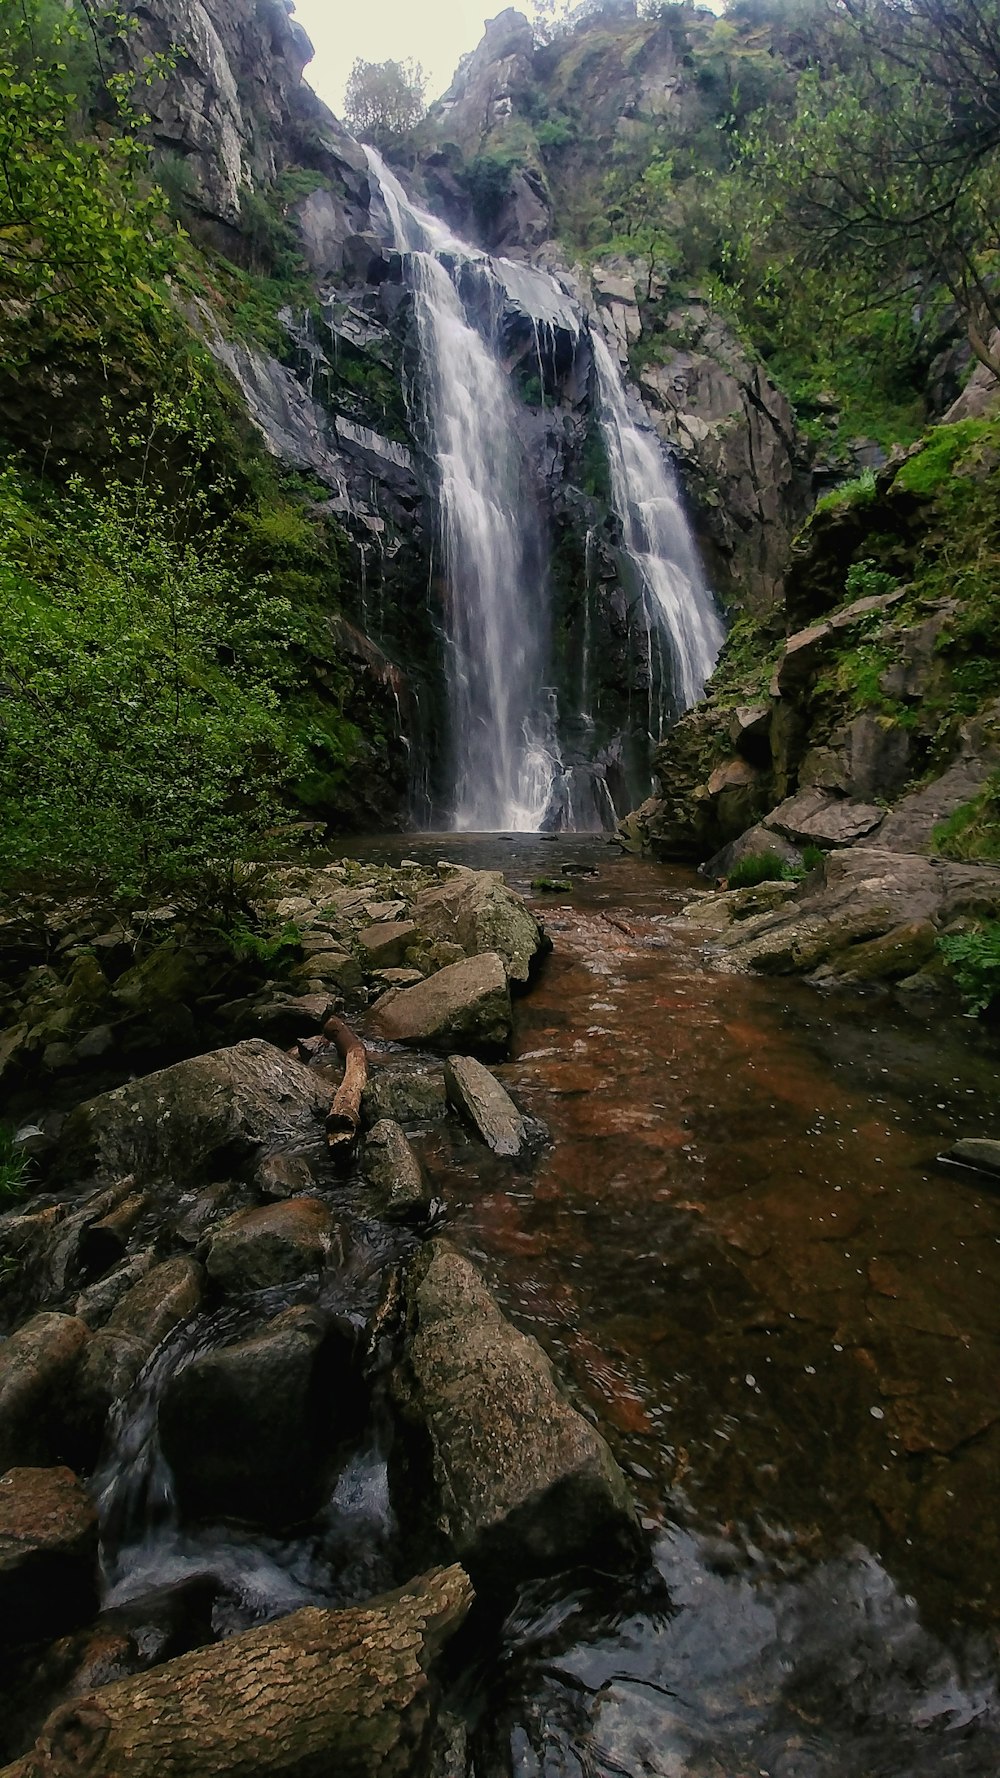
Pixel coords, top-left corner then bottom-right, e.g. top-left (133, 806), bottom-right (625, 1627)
top-left (347, 833), bottom-right (1000, 1772)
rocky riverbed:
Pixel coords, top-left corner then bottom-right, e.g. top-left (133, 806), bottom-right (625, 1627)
top-left (2, 840), bottom-right (999, 1777)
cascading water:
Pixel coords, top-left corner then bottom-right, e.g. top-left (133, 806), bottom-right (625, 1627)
top-left (592, 331), bottom-right (725, 723)
top-left (365, 147), bottom-right (554, 832)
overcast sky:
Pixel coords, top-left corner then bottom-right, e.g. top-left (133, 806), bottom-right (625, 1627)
top-left (291, 0), bottom-right (514, 116)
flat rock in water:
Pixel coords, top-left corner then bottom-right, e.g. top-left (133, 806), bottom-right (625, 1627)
top-left (443, 1055), bottom-right (528, 1157)
top-left (361, 1121), bottom-right (431, 1222)
top-left (392, 1241), bottom-right (638, 1583)
top-left (0, 1465), bottom-right (99, 1646)
top-left (948, 1137), bottom-right (1000, 1176)
top-left (204, 1199), bottom-right (336, 1294)
top-left (368, 954), bottom-right (512, 1056)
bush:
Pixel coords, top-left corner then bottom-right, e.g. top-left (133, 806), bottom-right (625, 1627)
top-left (0, 399), bottom-right (304, 911)
top-left (937, 922), bottom-right (1000, 1015)
top-left (728, 850), bottom-right (792, 887)
top-left (0, 1125), bottom-right (31, 1204)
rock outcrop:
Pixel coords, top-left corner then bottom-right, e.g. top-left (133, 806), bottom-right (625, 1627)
top-left (391, 1241), bottom-right (638, 1583)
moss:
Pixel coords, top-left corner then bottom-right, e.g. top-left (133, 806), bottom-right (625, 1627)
top-left (933, 774), bottom-right (1000, 863)
top-left (893, 417), bottom-right (994, 498)
top-left (814, 468), bottom-right (878, 515)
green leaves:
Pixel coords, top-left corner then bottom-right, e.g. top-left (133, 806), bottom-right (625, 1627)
top-left (0, 397), bottom-right (304, 906)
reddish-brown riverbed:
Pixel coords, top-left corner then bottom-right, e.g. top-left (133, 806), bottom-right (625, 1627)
top-left (350, 833), bottom-right (1000, 1777)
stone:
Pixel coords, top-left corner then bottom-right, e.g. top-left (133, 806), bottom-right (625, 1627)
top-left (358, 921), bottom-right (418, 969)
top-left (368, 954), bottom-right (513, 1057)
top-left (362, 1059), bottom-right (448, 1126)
top-left (825, 918), bottom-right (939, 983)
top-left (443, 1056), bottom-right (528, 1158)
top-left (374, 968), bottom-right (424, 988)
top-left (0, 1467), bottom-right (98, 1645)
top-left (233, 994), bottom-right (335, 1045)
top-left (292, 951), bottom-right (363, 992)
top-left (948, 1138), bottom-right (1000, 1176)
top-left (59, 1040), bottom-right (329, 1190)
top-left (412, 868), bottom-right (544, 984)
top-left (73, 1258), bottom-right (203, 1452)
top-left (392, 1242), bottom-right (638, 1583)
top-left (74, 1251), bottom-right (157, 1329)
top-left (254, 1150), bottom-right (316, 1199)
top-left (158, 1305), bottom-right (362, 1526)
top-left (106, 1256), bottom-right (202, 1347)
top-left (204, 1198), bottom-right (336, 1294)
top-left (763, 788), bottom-right (885, 848)
top-left (362, 901), bottom-right (407, 922)
top-left (361, 1121), bottom-right (430, 1221)
top-left (0, 1314), bottom-right (89, 1472)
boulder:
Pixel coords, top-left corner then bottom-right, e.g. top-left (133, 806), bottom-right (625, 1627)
top-left (392, 1242), bottom-right (638, 1583)
top-left (443, 1056), bottom-right (528, 1158)
top-left (947, 1138), bottom-right (1000, 1176)
top-left (0, 1467), bottom-right (98, 1645)
top-left (204, 1199), bottom-right (335, 1294)
top-left (361, 1122), bottom-right (430, 1222)
top-left (412, 867), bottom-right (545, 984)
top-left (763, 789), bottom-right (885, 848)
top-left (158, 1305), bottom-right (361, 1527)
top-left (59, 1040), bottom-right (329, 1189)
top-left (358, 922), bottom-right (418, 969)
top-left (74, 1258), bottom-right (204, 1437)
top-left (825, 918), bottom-right (939, 983)
top-left (362, 1059), bottom-right (448, 1126)
top-left (0, 1315), bottom-right (89, 1472)
top-left (291, 951), bottom-right (363, 992)
top-left (368, 954), bottom-right (512, 1057)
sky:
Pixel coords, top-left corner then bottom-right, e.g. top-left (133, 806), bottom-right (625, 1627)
top-left (291, 0), bottom-right (519, 117)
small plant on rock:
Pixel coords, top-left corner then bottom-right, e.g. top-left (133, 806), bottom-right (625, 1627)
top-left (937, 922), bottom-right (1000, 1016)
top-left (0, 1125), bottom-right (31, 1204)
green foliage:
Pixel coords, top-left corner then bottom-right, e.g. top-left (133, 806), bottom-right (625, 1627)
top-left (0, 395), bottom-right (305, 908)
top-left (937, 922), bottom-right (1000, 1016)
top-left (0, 1124), bottom-right (31, 1204)
top-left (225, 918), bottom-right (302, 966)
top-left (814, 468), bottom-right (878, 515)
top-left (343, 57), bottom-right (427, 146)
top-left (531, 875), bottom-right (573, 891)
top-left (844, 557), bottom-right (898, 602)
top-left (893, 420), bottom-right (991, 499)
top-left (728, 849), bottom-right (793, 887)
top-left (933, 775), bottom-right (1000, 864)
top-left (0, 0), bottom-right (178, 331)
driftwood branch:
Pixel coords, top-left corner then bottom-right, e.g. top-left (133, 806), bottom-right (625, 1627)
top-left (0, 1566), bottom-right (473, 1778)
top-left (323, 1014), bottom-right (368, 1155)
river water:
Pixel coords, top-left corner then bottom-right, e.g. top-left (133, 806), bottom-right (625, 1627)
top-left (345, 833), bottom-right (1000, 1776)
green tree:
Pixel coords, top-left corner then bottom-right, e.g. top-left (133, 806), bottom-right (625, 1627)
top-left (0, 395), bottom-right (304, 908)
top-left (343, 57), bottom-right (427, 146)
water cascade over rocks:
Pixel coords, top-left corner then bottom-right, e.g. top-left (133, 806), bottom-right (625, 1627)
top-left (592, 331), bottom-right (725, 726)
top-left (366, 148), bottom-right (554, 832)
top-left (366, 148), bottom-right (723, 831)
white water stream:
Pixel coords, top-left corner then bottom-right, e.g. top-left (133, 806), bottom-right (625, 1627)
top-left (365, 149), bottom-right (723, 828)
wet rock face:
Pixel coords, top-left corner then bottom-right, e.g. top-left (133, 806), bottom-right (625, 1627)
top-left (391, 1241), bottom-right (639, 1584)
top-left (0, 1314), bottom-right (90, 1473)
top-left (443, 1055), bottom-right (529, 1158)
top-left (59, 1039), bottom-right (330, 1192)
top-left (0, 1467), bottom-right (99, 1647)
top-left (360, 1121), bottom-right (431, 1222)
top-left (158, 1304), bottom-right (364, 1528)
top-left (204, 1198), bottom-right (337, 1294)
top-left (368, 953), bottom-right (514, 1057)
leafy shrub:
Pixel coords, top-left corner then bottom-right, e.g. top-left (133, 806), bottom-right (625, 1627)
top-left (844, 558), bottom-right (899, 602)
top-left (728, 850), bottom-right (792, 888)
top-left (815, 468), bottom-right (877, 514)
top-left (937, 923), bottom-right (1000, 1015)
top-left (225, 919), bottom-right (302, 966)
top-left (0, 1125), bottom-right (30, 1204)
top-left (933, 775), bottom-right (1000, 863)
top-left (0, 399), bottom-right (304, 911)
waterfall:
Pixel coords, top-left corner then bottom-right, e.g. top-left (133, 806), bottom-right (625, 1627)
top-left (592, 331), bottom-right (724, 720)
top-left (365, 147), bottom-right (554, 832)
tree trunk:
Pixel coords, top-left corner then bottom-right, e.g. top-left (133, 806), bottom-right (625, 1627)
top-left (323, 1015), bottom-right (368, 1157)
top-left (1, 1566), bottom-right (472, 1778)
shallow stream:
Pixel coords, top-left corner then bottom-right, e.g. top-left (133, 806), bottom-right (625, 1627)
top-left (346, 833), bottom-right (1000, 1776)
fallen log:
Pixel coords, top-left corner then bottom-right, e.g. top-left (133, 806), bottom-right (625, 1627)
top-left (322, 1014), bottom-right (368, 1156)
top-left (0, 1565), bottom-right (473, 1778)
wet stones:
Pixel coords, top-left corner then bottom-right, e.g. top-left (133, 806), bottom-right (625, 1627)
top-left (0, 1467), bottom-right (99, 1645)
top-left (59, 1040), bottom-right (330, 1190)
top-left (443, 1055), bottom-right (528, 1158)
top-left (204, 1199), bottom-right (337, 1294)
top-left (412, 865), bottom-right (546, 985)
top-left (368, 953), bottom-right (512, 1056)
top-left (361, 1057), bottom-right (448, 1125)
top-left (360, 1121), bottom-right (430, 1222)
top-left (0, 1314), bottom-right (89, 1472)
top-left (391, 1241), bottom-right (639, 1584)
top-left (946, 1137), bottom-right (1000, 1177)
top-left (158, 1305), bottom-right (362, 1527)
